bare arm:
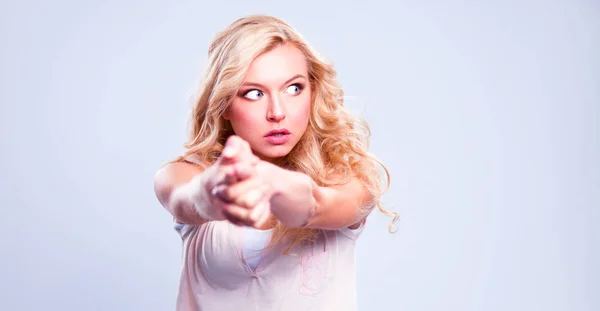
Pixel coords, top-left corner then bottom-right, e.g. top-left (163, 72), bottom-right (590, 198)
top-left (154, 136), bottom-right (272, 227)
top-left (261, 162), bottom-right (372, 230)
top-left (154, 161), bottom-right (226, 225)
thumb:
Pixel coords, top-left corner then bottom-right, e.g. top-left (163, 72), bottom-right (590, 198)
top-left (221, 136), bottom-right (242, 161)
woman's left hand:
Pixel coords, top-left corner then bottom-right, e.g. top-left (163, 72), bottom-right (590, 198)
top-left (215, 169), bottom-right (274, 228)
top-left (212, 136), bottom-right (275, 228)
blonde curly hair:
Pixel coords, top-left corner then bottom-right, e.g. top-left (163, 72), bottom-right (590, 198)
top-left (171, 14), bottom-right (398, 253)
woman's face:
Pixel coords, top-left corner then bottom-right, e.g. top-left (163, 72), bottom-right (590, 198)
top-left (224, 43), bottom-right (312, 163)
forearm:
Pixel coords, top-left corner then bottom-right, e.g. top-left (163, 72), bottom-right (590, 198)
top-left (261, 161), bottom-right (371, 230)
top-left (169, 165), bottom-right (227, 224)
top-left (262, 162), bottom-right (318, 228)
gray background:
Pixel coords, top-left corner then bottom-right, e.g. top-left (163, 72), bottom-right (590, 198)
top-left (1, 0), bottom-right (598, 310)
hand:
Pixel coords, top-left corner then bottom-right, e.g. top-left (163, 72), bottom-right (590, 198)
top-left (207, 136), bottom-right (273, 228)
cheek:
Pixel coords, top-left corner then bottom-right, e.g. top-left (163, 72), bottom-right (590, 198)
top-left (229, 105), bottom-right (256, 124)
top-left (294, 96), bottom-right (311, 124)
top-left (227, 105), bottom-right (260, 136)
top-left (287, 87), bottom-right (311, 117)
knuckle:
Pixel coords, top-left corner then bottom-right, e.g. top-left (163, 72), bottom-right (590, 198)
top-left (224, 165), bottom-right (235, 176)
top-left (223, 188), bottom-right (234, 200)
top-left (220, 203), bottom-right (231, 214)
top-left (225, 205), bottom-right (241, 218)
top-left (234, 136), bottom-right (244, 146)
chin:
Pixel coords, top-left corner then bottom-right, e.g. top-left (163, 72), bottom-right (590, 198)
top-left (256, 146), bottom-right (294, 163)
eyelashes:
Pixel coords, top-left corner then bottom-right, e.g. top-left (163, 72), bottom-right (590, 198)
top-left (241, 83), bottom-right (305, 100)
top-left (284, 83), bottom-right (304, 95)
top-left (243, 89), bottom-right (263, 100)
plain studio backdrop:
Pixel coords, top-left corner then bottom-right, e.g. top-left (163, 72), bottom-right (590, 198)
top-left (1, 0), bottom-right (598, 310)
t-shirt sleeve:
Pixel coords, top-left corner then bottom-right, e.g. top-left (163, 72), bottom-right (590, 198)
top-left (338, 217), bottom-right (367, 240)
top-left (173, 218), bottom-right (195, 240)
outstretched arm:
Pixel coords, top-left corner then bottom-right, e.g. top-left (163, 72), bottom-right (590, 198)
top-left (260, 162), bottom-right (372, 230)
top-left (154, 136), bottom-right (269, 228)
top-left (154, 161), bottom-right (221, 225)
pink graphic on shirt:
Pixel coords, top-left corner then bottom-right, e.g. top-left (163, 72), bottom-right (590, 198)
top-left (299, 239), bottom-right (329, 296)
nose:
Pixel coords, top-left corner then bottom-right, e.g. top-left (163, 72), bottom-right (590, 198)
top-left (266, 95), bottom-right (286, 122)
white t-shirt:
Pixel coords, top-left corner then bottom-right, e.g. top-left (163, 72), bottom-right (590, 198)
top-left (242, 226), bottom-right (274, 270)
top-left (173, 219), bottom-right (366, 311)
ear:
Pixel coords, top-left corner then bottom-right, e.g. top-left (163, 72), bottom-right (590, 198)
top-left (223, 107), bottom-right (231, 120)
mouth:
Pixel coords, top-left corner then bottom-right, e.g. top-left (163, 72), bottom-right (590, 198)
top-left (264, 128), bottom-right (291, 145)
top-left (264, 128), bottom-right (291, 137)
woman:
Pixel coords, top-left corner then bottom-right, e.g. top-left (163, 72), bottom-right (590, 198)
top-left (154, 14), bottom-right (398, 311)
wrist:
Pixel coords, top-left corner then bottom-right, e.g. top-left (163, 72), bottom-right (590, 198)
top-left (265, 165), bottom-right (317, 228)
top-left (185, 169), bottom-right (225, 221)
top-left (256, 160), bottom-right (282, 197)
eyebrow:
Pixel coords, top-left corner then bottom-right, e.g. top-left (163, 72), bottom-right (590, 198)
top-left (241, 74), bottom-right (306, 88)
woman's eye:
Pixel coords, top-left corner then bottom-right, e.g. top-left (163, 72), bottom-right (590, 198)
top-left (244, 90), bottom-right (263, 100)
top-left (285, 84), bottom-right (303, 95)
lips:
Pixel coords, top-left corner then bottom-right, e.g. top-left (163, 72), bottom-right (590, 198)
top-left (264, 129), bottom-right (291, 137)
top-left (264, 128), bottom-right (291, 145)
